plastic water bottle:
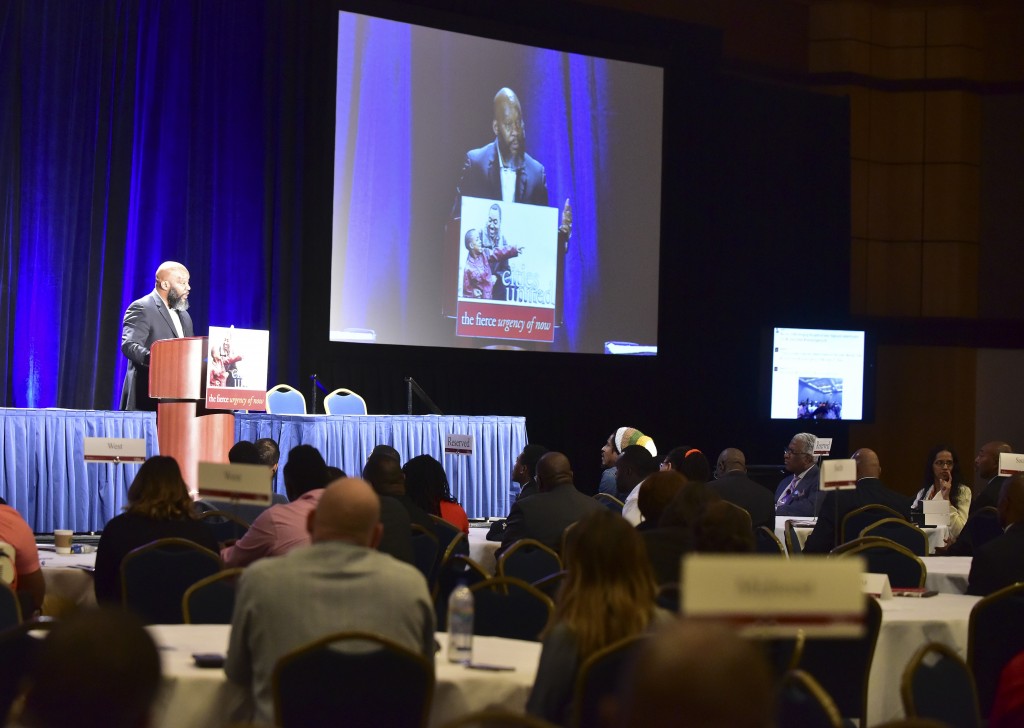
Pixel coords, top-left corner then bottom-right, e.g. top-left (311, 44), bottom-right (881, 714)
top-left (447, 582), bottom-right (474, 664)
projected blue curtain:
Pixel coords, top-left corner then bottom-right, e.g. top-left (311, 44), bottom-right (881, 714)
top-left (0, 0), bottom-right (309, 409)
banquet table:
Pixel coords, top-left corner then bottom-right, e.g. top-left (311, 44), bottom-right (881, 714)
top-left (773, 516), bottom-right (949, 555)
top-left (38, 547), bottom-right (97, 610)
top-left (146, 625), bottom-right (541, 728)
top-left (468, 524), bottom-right (501, 573)
top-left (921, 556), bottom-right (971, 595)
top-left (867, 593), bottom-right (980, 725)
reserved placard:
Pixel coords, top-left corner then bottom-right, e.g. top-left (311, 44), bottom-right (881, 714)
top-left (812, 437), bottom-right (833, 456)
top-left (197, 462), bottom-right (272, 505)
top-left (444, 433), bottom-right (474, 456)
top-left (681, 554), bottom-right (866, 638)
top-left (998, 452), bottom-right (1024, 477)
top-left (83, 437), bottom-right (147, 463)
top-left (821, 458), bottom-right (857, 491)
top-left (861, 573), bottom-right (893, 600)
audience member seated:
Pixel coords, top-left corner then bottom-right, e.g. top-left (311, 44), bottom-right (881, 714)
top-left (991, 647), bottom-right (1024, 728)
top-left (220, 445), bottom-right (331, 569)
top-left (598, 427), bottom-right (656, 496)
top-left (403, 454), bottom-right (469, 533)
top-left (660, 446), bottom-right (711, 482)
top-left (694, 500), bottom-right (755, 553)
top-left (14, 607), bottom-right (161, 728)
top-left (802, 448), bottom-right (912, 553)
top-left (640, 482), bottom-right (719, 586)
top-left (487, 443), bottom-right (550, 542)
top-left (912, 444), bottom-right (971, 539)
top-left (618, 446), bottom-right (660, 525)
top-left (972, 440), bottom-right (1012, 514)
top-left (636, 471), bottom-right (686, 532)
top-left (775, 432), bottom-right (823, 518)
top-left (0, 501), bottom-right (44, 616)
top-left (526, 508), bottom-right (668, 726)
top-left (613, 620), bottom-right (774, 728)
top-left (195, 440), bottom-right (288, 523)
top-left (711, 447), bottom-right (775, 529)
top-left (94, 456), bottom-right (218, 604)
top-left (499, 452), bottom-right (604, 557)
top-left (225, 478), bottom-right (434, 726)
top-left (967, 474), bottom-right (1024, 596)
top-left (362, 452), bottom-right (435, 533)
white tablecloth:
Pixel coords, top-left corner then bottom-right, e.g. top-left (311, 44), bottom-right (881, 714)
top-left (146, 624), bottom-right (541, 728)
top-left (921, 556), bottom-right (971, 594)
top-left (468, 526), bottom-right (501, 574)
top-left (38, 547), bottom-right (97, 610)
top-left (868, 593), bottom-right (980, 724)
top-left (773, 517), bottom-right (949, 555)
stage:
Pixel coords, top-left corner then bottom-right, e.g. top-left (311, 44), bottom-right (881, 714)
top-left (0, 408), bottom-right (526, 532)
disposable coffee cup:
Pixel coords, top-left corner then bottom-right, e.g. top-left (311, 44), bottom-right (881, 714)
top-left (54, 530), bottom-right (73, 554)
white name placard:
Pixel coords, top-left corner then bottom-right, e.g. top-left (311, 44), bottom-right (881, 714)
top-left (821, 458), bottom-right (857, 491)
top-left (861, 572), bottom-right (893, 600)
top-left (83, 437), bottom-right (147, 463)
top-left (197, 462), bottom-right (272, 505)
top-left (998, 452), bottom-right (1024, 477)
top-left (922, 498), bottom-right (950, 526)
top-left (444, 433), bottom-right (474, 456)
top-left (681, 554), bottom-right (866, 638)
top-left (812, 437), bottom-right (833, 456)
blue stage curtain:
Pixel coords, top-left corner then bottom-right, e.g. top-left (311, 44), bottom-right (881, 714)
top-left (236, 413), bottom-right (527, 518)
top-left (0, 408), bottom-right (158, 532)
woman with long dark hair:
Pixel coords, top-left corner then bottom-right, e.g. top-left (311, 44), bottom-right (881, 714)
top-left (912, 444), bottom-right (971, 539)
top-left (401, 454), bottom-right (469, 533)
top-left (527, 508), bottom-right (666, 725)
top-left (94, 456), bottom-right (218, 604)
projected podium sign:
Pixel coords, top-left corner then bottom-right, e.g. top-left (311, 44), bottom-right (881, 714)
top-left (454, 197), bottom-right (558, 343)
top-left (206, 326), bottom-right (270, 411)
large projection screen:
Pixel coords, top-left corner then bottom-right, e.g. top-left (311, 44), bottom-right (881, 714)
top-left (328, 10), bottom-right (664, 355)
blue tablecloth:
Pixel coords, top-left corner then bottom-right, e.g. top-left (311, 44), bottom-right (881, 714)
top-left (0, 408), bottom-right (159, 532)
top-left (0, 409), bottom-right (527, 531)
top-left (235, 413), bottom-right (527, 519)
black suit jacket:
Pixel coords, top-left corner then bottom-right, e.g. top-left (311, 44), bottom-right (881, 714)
top-left (967, 523), bottom-right (1024, 596)
top-left (972, 475), bottom-right (1008, 514)
top-left (453, 140), bottom-right (549, 214)
top-left (711, 472), bottom-right (776, 529)
top-left (774, 465), bottom-right (824, 518)
top-left (803, 477), bottom-right (913, 553)
top-left (378, 496), bottom-right (414, 565)
top-left (498, 484), bottom-right (604, 556)
top-left (120, 290), bottom-right (194, 410)
top-left (515, 479), bottom-right (539, 503)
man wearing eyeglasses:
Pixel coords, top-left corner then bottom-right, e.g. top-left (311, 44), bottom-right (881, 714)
top-left (774, 432), bottom-right (823, 518)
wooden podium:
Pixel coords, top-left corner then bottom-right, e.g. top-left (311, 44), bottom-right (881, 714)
top-left (150, 337), bottom-right (235, 493)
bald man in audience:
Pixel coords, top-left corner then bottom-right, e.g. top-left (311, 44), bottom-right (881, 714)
top-left (972, 440), bottom-right (1014, 514)
top-left (802, 448), bottom-right (911, 553)
top-left (967, 474), bottom-right (1024, 596)
top-left (226, 477), bottom-right (434, 725)
top-left (498, 452), bottom-right (604, 556)
top-left (711, 448), bottom-right (775, 529)
top-left (614, 620), bottom-right (773, 728)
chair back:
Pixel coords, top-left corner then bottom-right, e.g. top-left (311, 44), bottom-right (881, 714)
top-left (273, 631), bottom-right (434, 728)
top-left (592, 493), bottom-right (624, 513)
top-left (120, 537), bottom-right (223, 624)
top-left (968, 582), bottom-right (1024, 718)
top-left (435, 554), bottom-right (490, 631)
top-left (438, 709), bottom-right (560, 727)
top-left (410, 524), bottom-right (440, 589)
top-left (497, 538), bottom-right (562, 584)
top-left (0, 619), bottom-right (54, 720)
top-left (198, 510), bottom-right (251, 543)
top-left (183, 568), bottom-right (244, 624)
top-left (755, 526), bottom-right (786, 554)
top-left (860, 518), bottom-right (928, 556)
top-left (469, 577), bottom-right (554, 641)
top-left (0, 542), bottom-right (14, 584)
top-left (795, 596), bottom-right (883, 724)
top-left (323, 387), bottom-right (368, 415)
top-left (572, 635), bottom-right (647, 728)
top-left (532, 571), bottom-right (566, 602)
top-left (785, 520), bottom-right (803, 556)
top-left (961, 507), bottom-right (1002, 551)
top-left (834, 538), bottom-right (927, 588)
top-left (901, 642), bottom-right (981, 728)
top-left (0, 581), bottom-right (21, 631)
top-left (841, 504), bottom-right (905, 543)
top-left (429, 515), bottom-right (466, 560)
top-left (266, 384), bottom-right (306, 415)
top-left (777, 670), bottom-right (844, 728)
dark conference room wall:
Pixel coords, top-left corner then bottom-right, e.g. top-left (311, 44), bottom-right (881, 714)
top-left (0, 0), bottom-right (852, 490)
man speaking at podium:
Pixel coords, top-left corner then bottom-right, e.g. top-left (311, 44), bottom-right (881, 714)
top-left (120, 261), bottom-right (193, 411)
